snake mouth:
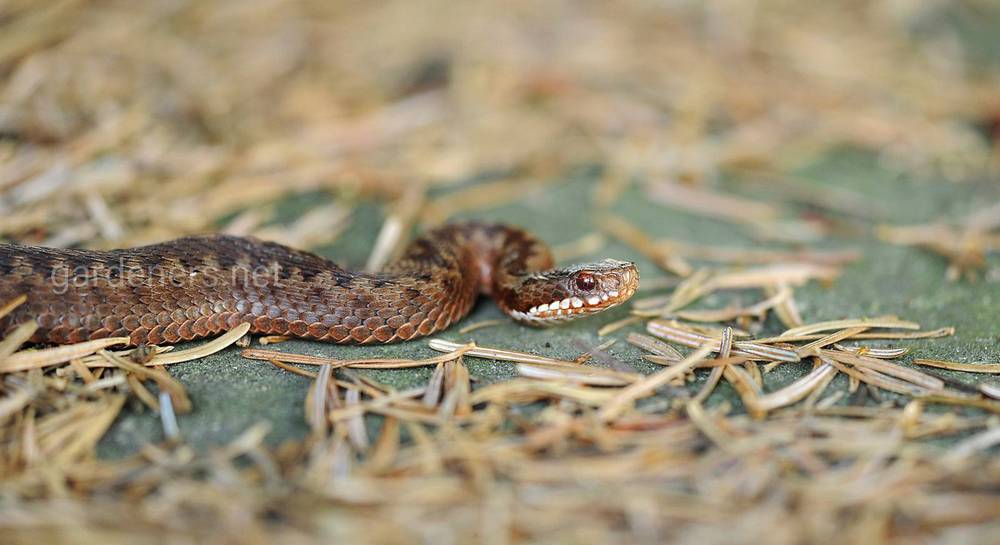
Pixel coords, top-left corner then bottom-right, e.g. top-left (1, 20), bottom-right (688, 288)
top-left (506, 260), bottom-right (638, 326)
top-left (527, 291), bottom-right (623, 319)
top-left (513, 291), bottom-right (630, 325)
top-left (511, 264), bottom-right (639, 325)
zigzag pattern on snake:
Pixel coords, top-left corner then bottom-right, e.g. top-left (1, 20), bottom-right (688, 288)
top-left (0, 223), bottom-right (639, 346)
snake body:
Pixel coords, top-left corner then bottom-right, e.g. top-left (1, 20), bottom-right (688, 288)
top-left (0, 223), bottom-right (638, 346)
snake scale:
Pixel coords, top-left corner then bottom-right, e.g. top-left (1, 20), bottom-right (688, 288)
top-left (0, 223), bottom-right (639, 346)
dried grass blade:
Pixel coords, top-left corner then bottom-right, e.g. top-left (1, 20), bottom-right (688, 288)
top-left (428, 339), bottom-right (576, 365)
top-left (308, 364), bottom-right (333, 438)
top-left (755, 327), bottom-right (954, 344)
top-left (978, 384), bottom-right (1000, 400)
top-left (632, 294), bottom-right (672, 313)
top-left (821, 349), bottom-right (944, 391)
top-left (599, 214), bottom-right (693, 276)
top-left (692, 328), bottom-right (734, 404)
top-left (253, 202), bottom-right (350, 249)
top-left (247, 341), bottom-right (473, 369)
top-left (821, 356), bottom-right (927, 397)
top-left (833, 344), bottom-right (909, 359)
top-left (0, 321), bottom-right (39, 363)
top-left (268, 358), bottom-right (317, 378)
top-left (76, 345), bottom-right (173, 368)
top-left (767, 284), bottom-right (803, 328)
top-left (220, 422), bottom-right (273, 460)
top-left (422, 363), bottom-right (446, 407)
top-left (366, 182), bottom-right (426, 271)
top-left (598, 345), bottom-right (714, 421)
top-left (693, 366), bottom-right (725, 404)
top-left (662, 239), bottom-right (862, 266)
top-left (421, 176), bottom-right (555, 226)
top-left (685, 400), bottom-right (732, 450)
top-left (99, 349), bottom-right (191, 412)
top-left (646, 320), bottom-right (718, 347)
top-left (571, 338), bottom-right (631, 371)
top-left (452, 359), bottom-right (472, 416)
top-left (722, 365), bottom-right (764, 419)
top-left (404, 421), bottom-right (443, 474)
top-left (159, 391), bottom-right (180, 442)
top-left (782, 316), bottom-right (919, 337)
top-left (51, 396), bottom-right (126, 466)
top-left (327, 386), bottom-right (428, 423)
top-left (744, 360), bottom-right (764, 389)
top-left (365, 416), bottom-right (399, 474)
top-left (647, 320), bottom-right (800, 362)
top-left (0, 0), bottom-right (85, 65)
top-left (673, 286), bottom-right (790, 323)
top-left (803, 364), bottom-right (839, 412)
top-left (626, 333), bottom-right (683, 361)
top-left (126, 374), bottom-right (160, 412)
top-left (438, 359), bottom-right (472, 419)
top-left (0, 386), bottom-right (36, 422)
top-left (1, 334), bottom-right (128, 373)
top-left (943, 427), bottom-right (1000, 464)
top-left (646, 180), bottom-right (779, 224)
top-left (754, 362), bottom-right (837, 413)
top-left (0, 294), bottom-right (27, 321)
top-left (516, 363), bottom-right (637, 386)
top-left (344, 388), bottom-right (370, 451)
top-left (796, 327), bottom-right (868, 357)
top-left (706, 263), bottom-right (840, 290)
top-left (250, 350), bottom-right (408, 367)
top-left (913, 359), bottom-right (1000, 374)
top-left (664, 268), bottom-right (713, 314)
top-left (919, 391), bottom-right (1000, 414)
top-left (151, 323), bottom-right (251, 365)
top-left (458, 320), bottom-right (504, 334)
top-left (598, 315), bottom-right (642, 336)
top-left (672, 308), bottom-right (743, 322)
top-left (643, 355), bottom-right (749, 367)
top-left (471, 380), bottom-right (619, 406)
top-left (551, 232), bottom-right (606, 262)
top-left (83, 373), bottom-right (127, 392)
top-left (732, 341), bottom-right (801, 363)
top-left (68, 358), bottom-right (97, 383)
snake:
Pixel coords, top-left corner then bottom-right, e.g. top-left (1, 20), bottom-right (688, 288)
top-left (0, 223), bottom-right (639, 346)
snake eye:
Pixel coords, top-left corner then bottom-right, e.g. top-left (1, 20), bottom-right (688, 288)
top-left (575, 273), bottom-right (596, 291)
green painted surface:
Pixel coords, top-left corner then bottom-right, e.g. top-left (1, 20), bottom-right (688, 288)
top-left (98, 151), bottom-right (1000, 457)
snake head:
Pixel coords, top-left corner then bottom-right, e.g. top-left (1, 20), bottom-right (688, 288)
top-left (508, 259), bottom-right (639, 326)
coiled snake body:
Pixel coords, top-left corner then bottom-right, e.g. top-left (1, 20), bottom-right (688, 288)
top-left (0, 223), bottom-right (638, 346)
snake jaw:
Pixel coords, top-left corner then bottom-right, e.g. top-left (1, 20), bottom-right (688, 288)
top-left (509, 260), bottom-right (639, 326)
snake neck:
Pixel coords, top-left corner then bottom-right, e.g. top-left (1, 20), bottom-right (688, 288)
top-left (386, 221), bottom-right (556, 312)
top-left (407, 223), bottom-right (639, 327)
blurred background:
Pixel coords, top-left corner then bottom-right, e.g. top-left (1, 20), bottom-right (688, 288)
top-left (0, 0), bottom-right (997, 250)
top-left (2, 2), bottom-right (1000, 544)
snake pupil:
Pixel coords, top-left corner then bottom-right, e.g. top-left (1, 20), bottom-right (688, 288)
top-left (575, 274), bottom-right (596, 291)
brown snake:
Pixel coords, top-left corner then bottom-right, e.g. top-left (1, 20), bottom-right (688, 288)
top-left (0, 223), bottom-right (639, 346)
